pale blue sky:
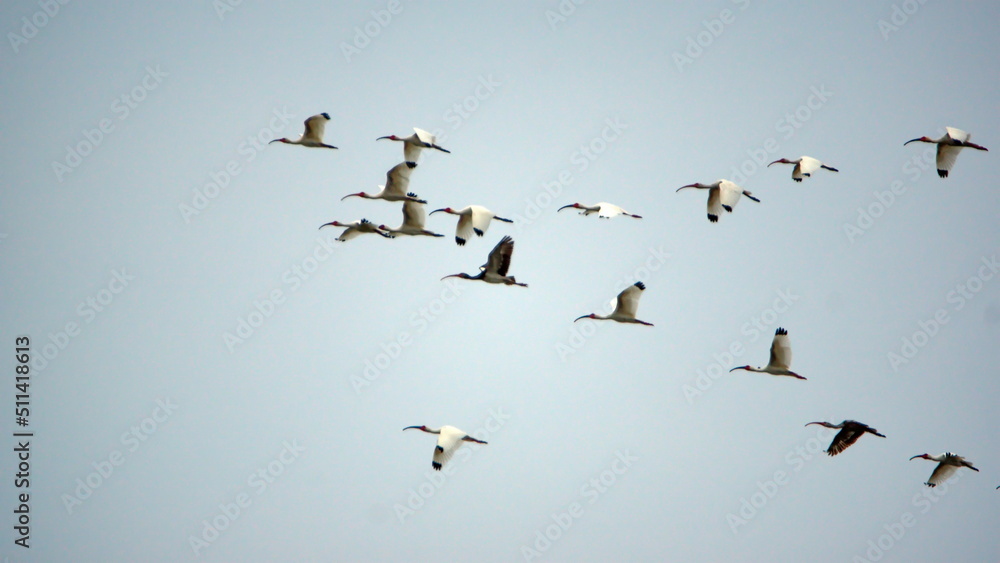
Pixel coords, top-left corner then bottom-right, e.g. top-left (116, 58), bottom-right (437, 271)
top-left (2, 2), bottom-right (998, 562)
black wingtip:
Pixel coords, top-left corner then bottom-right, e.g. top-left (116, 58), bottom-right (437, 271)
top-left (708, 214), bottom-right (719, 222)
top-left (775, 327), bottom-right (787, 336)
top-left (473, 228), bottom-right (484, 236)
top-left (938, 169), bottom-right (948, 178)
top-left (435, 445), bottom-right (444, 452)
top-left (320, 112), bottom-right (331, 119)
top-left (456, 237), bottom-right (466, 246)
top-left (793, 178), bottom-right (802, 182)
top-left (432, 462), bottom-right (442, 471)
top-left (634, 281), bottom-right (646, 290)
top-left (721, 204), bottom-right (733, 212)
top-left (405, 161), bottom-right (417, 169)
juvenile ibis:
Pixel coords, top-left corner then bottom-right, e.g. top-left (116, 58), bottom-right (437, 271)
top-left (341, 162), bottom-right (424, 203)
top-left (574, 282), bottom-right (652, 326)
top-left (805, 420), bottom-right (885, 456)
top-left (904, 127), bottom-right (988, 178)
top-left (377, 128), bottom-right (450, 162)
top-left (767, 156), bottom-right (839, 182)
top-left (441, 236), bottom-right (527, 287)
top-left (557, 202), bottom-right (642, 219)
top-left (403, 425), bottom-right (487, 470)
top-left (676, 180), bottom-right (760, 222)
top-left (429, 205), bottom-right (513, 246)
top-left (909, 452), bottom-right (979, 487)
top-left (730, 328), bottom-right (805, 380)
top-left (269, 113), bottom-right (337, 149)
top-left (318, 218), bottom-right (392, 241)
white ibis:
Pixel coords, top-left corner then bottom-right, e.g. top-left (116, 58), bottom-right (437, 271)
top-left (269, 113), bottom-right (337, 149)
top-left (377, 128), bottom-right (450, 162)
top-left (441, 236), bottom-right (527, 287)
top-left (318, 218), bottom-right (392, 241)
top-left (379, 196), bottom-right (444, 237)
top-left (429, 205), bottom-right (513, 246)
top-left (805, 420), bottom-right (885, 456)
top-left (403, 425), bottom-right (487, 471)
top-left (909, 452), bottom-right (979, 487)
top-left (676, 180), bottom-right (760, 222)
top-left (767, 156), bottom-right (839, 182)
top-left (557, 202), bottom-right (642, 219)
top-left (574, 282), bottom-right (652, 326)
top-left (904, 127), bottom-right (988, 178)
top-left (730, 328), bottom-right (805, 380)
top-left (341, 162), bottom-right (424, 203)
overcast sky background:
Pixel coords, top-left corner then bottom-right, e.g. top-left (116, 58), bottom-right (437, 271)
top-left (2, 2), bottom-right (999, 562)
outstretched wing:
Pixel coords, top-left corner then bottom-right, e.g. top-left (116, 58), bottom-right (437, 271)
top-left (302, 113), bottom-right (328, 143)
top-left (798, 156), bottom-right (823, 177)
top-left (384, 162), bottom-right (415, 197)
top-left (707, 188), bottom-right (723, 222)
top-left (470, 206), bottom-right (494, 237)
top-left (768, 328), bottom-right (792, 370)
top-left (926, 462), bottom-right (958, 487)
top-left (596, 202), bottom-right (625, 218)
top-left (936, 144), bottom-right (963, 176)
top-left (401, 198), bottom-right (425, 229)
top-left (945, 127), bottom-right (970, 143)
top-left (485, 236), bottom-right (514, 276)
top-left (615, 282), bottom-right (645, 318)
top-left (718, 180), bottom-right (742, 212)
top-left (432, 428), bottom-right (464, 470)
top-left (827, 425), bottom-right (863, 456)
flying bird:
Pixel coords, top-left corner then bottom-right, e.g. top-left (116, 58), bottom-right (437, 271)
top-left (676, 180), bottom-right (760, 222)
top-left (909, 452), bottom-right (979, 487)
top-left (429, 205), bottom-right (513, 246)
top-left (377, 128), bottom-right (450, 162)
top-left (730, 328), bottom-right (805, 380)
top-left (574, 282), bottom-right (652, 326)
top-left (341, 162), bottom-right (424, 203)
top-left (379, 196), bottom-right (444, 237)
top-left (269, 113), bottom-right (337, 149)
top-left (441, 236), bottom-right (527, 287)
top-left (805, 420), bottom-right (885, 456)
top-left (403, 425), bottom-right (487, 471)
top-left (318, 218), bottom-right (392, 242)
top-left (904, 127), bottom-right (988, 178)
top-left (557, 202), bottom-right (642, 219)
top-left (767, 156), bottom-right (839, 182)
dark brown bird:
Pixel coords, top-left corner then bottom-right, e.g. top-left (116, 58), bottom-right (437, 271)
top-left (805, 420), bottom-right (885, 456)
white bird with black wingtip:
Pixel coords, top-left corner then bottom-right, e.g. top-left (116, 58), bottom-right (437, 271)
top-left (909, 452), bottom-right (979, 487)
top-left (730, 328), bottom-right (806, 380)
top-left (574, 282), bottom-right (652, 326)
top-left (676, 180), bottom-right (760, 222)
top-left (377, 128), bottom-right (450, 162)
top-left (429, 205), bottom-right (513, 246)
top-left (904, 127), bottom-right (988, 178)
top-left (269, 113), bottom-right (338, 149)
top-left (403, 425), bottom-right (487, 471)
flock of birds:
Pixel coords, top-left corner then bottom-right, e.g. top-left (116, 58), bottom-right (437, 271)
top-left (269, 114), bottom-right (991, 488)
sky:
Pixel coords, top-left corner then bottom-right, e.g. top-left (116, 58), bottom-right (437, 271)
top-left (1, 1), bottom-right (999, 562)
